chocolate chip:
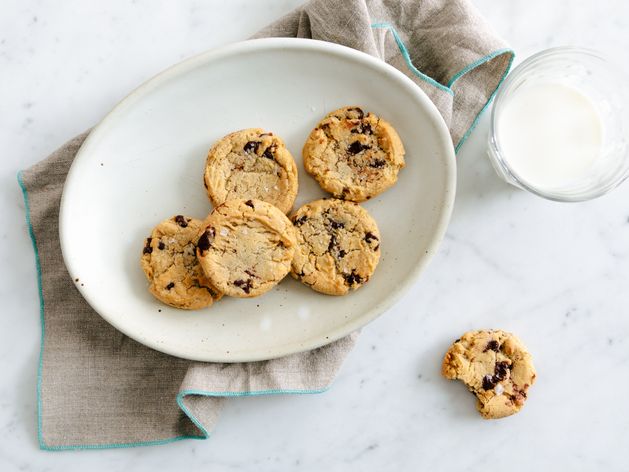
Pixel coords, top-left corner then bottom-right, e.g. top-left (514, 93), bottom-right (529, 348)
top-left (349, 107), bottom-right (364, 119)
top-left (370, 159), bottom-right (386, 168)
top-left (347, 141), bottom-right (371, 155)
top-left (174, 215), bottom-right (188, 228)
top-left (166, 282), bottom-right (175, 290)
top-left (374, 244), bottom-right (380, 251)
top-left (328, 235), bottom-right (337, 251)
top-left (484, 340), bottom-right (500, 352)
top-left (351, 123), bottom-right (373, 135)
top-left (233, 278), bottom-right (253, 294)
top-left (338, 249), bottom-right (347, 258)
top-left (158, 241), bottom-right (165, 250)
top-left (243, 141), bottom-right (260, 154)
top-left (197, 227), bottom-right (214, 253)
top-left (245, 269), bottom-right (257, 278)
top-left (263, 147), bottom-right (275, 160)
top-left (245, 200), bottom-right (255, 209)
top-left (293, 215), bottom-right (308, 226)
top-left (143, 238), bottom-right (153, 254)
top-left (482, 375), bottom-right (496, 390)
top-left (344, 271), bottom-right (363, 286)
top-left (364, 232), bottom-right (379, 244)
top-left (203, 178), bottom-right (208, 189)
top-left (494, 361), bottom-right (510, 381)
top-left (329, 220), bottom-right (344, 230)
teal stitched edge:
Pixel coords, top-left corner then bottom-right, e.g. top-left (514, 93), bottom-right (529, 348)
top-left (17, 171), bottom-right (47, 450)
top-left (369, 23), bottom-right (515, 153)
top-left (17, 171), bottom-right (206, 451)
top-left (447, 47), bottom-right (513, 88)
top-left (176, 387), bottom-right (330, 438)
top-left (35, 436), bottom-right (207, 452)
top-left (370, 22), bottom-right (453, 96)
top-left (451, 48), bottom-right (515, 153)
top-left (12, 202), bottom-right (332, 450)
top-left (18, 172), bottom-right (331, 451)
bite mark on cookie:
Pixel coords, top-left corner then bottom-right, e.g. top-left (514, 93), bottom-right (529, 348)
top-left (441, 330), bottom-right (536, 419)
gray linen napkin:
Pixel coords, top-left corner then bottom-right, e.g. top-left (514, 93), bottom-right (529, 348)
top-left (19, 0), bottom-right (512, 450)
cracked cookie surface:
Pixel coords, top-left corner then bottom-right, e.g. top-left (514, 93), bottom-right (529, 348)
top-left (204, 128), bottom-right (298, 214)
top-left (442, 329), bottom-right (536, 419)
top-left (302, 106), bottom-right (405, 202)
top-left (140, 215), bottom-right (222, 309)
top-left (196, 199), bottom-right (296, 298)
top-left (290, 198), bottom-right (380, 295)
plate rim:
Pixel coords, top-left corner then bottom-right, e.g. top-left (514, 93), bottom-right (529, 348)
top-left (59, 37), bottom-right (457, 362)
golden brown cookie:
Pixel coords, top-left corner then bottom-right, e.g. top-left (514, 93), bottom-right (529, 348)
top-left (442, 329), bottom-right (537, 419)
top-left (196, 199), bottom-right (296, 298)
top-left (204, 128), bottom-right (298, 214)
top-left (290, 199), bottom-right (381, 295)
top-left (140, 215), bottom-right (221, 310)
top-left (302, 106), bottom-right (405, 202)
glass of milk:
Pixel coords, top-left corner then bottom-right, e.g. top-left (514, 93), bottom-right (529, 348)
top-left (487, 47), bottom-right (629, 201)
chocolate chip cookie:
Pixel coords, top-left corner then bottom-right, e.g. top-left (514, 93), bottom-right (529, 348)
top-left (204, 128), bottom-right (298, 214)
top-left (442, 330), bottom-right (537, 419)
top-left (140, 215), bottom-right (221, 310)
top-left (302, 106), bottom-right (405, 202)
top-left (290, 198), bottom-right (381, 295)
top-left (196, 199), bottom-right (296, 298)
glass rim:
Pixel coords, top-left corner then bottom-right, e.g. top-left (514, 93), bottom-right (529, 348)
top-left (489, 46), bottom-right (629, 202)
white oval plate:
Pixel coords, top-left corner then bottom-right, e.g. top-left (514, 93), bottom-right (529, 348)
top-left (60, 38), bottom-right (456, 362)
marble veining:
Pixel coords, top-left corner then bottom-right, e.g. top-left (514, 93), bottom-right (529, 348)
top-left (2, 0), bottom-right (629, 470)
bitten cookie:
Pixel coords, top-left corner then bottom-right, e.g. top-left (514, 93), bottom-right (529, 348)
top-left (302, 106), bottom-right (405, 202)
top-left (140, 215), bottom-right (221, 310)
top-left (196, 199), bottom-right (296, 298)
top-left (290, 198), bottom-right (381, 295)
top-left (442, 330), bottom-right (537, 419)
top-left (204, 128), bottom-right (298, 214)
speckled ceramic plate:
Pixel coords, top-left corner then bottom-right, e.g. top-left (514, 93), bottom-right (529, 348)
top-left (59, 38), bottom-right (456, 362)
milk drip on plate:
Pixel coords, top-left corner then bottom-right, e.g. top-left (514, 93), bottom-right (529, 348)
top-left (496, 82), bottom-right (603, 189)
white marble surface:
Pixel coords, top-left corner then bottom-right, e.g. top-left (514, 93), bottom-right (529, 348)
top-left (2, 0), bottom-right (629, 470)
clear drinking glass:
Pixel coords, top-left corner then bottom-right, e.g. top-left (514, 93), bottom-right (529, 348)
top-left (487, 47), bottom-right (629, 201)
